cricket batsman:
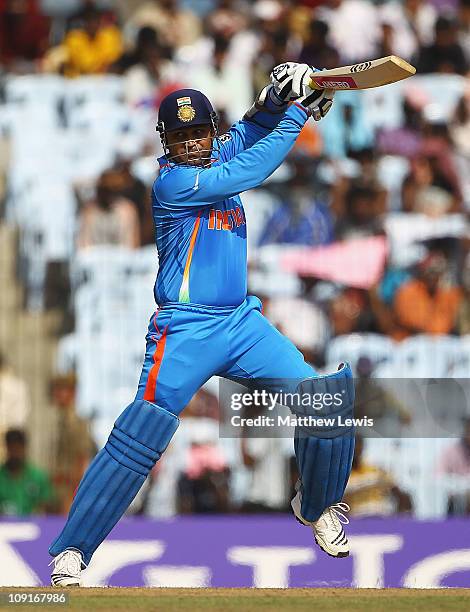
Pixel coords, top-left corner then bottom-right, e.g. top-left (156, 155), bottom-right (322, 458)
top-left (49, 63), bottom-right (354, 586)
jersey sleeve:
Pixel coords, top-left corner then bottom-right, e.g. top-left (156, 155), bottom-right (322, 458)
top-left (219, 88), bottom-right (291, 161)
top-left (155, 104), bottom-right (309, 211)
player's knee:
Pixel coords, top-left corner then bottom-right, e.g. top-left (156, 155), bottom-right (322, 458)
top-left (293, 363), bottom-right (355, 437)
top-left (105, 399), bottom-right (179, 474)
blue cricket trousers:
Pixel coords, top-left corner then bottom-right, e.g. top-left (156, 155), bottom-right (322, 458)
top-left (136, 295), bottom-right (316, 413)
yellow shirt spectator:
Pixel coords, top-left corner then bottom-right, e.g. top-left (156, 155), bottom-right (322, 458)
top-left (63, 26), bottom-right (122, 77)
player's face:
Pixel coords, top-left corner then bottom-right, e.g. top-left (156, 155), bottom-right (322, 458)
top-left (166, 125), bottom-right (213, 166)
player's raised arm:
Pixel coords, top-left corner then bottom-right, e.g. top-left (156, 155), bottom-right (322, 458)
top-left (224, 63), bottom-right (335, 158)
top-left (155, 104), bottom-right (306, 209)
top-left (155, 86), bottom-right (334, 210)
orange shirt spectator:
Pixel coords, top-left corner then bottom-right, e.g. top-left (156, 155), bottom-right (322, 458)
top-left (62, 7), bottom-right (123, 77)
top-left (394, 254), bottom-right (462, 337)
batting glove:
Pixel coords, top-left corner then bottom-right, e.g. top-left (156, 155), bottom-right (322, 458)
top-left (271, 62), bottom-right (335, 120)
top-left (297, 85), bottom-right (335, 121)
top-left (270, 62), bottom-right (312, 103)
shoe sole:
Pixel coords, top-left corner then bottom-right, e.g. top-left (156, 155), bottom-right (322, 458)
top-left (51, 576), bottom-right (81, 587)
top-left (314, 534), bottom-right (349, 558)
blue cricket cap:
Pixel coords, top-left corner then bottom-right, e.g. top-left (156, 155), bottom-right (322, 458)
top-left (158, 88), bottom-right (216, 132)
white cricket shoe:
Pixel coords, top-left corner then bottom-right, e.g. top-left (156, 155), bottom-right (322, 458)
top-left (50, 549), bottom-right (84, 587)
top-left (291, 483), bottom-right (350, 558)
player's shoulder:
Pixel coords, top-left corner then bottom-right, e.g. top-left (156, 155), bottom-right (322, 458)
top-left (154, 158), bottom-right (198, 202)
top-left (216, 131), bottom-right (236, 162)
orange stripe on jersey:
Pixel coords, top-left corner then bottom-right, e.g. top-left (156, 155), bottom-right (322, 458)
top-left (143, 325), bottom-right (169, 401)
top-left (179, 210), bottom-right (202, 303)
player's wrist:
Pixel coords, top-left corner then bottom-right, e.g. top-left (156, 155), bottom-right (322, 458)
top-left (286, 101), bottom-right (311, 126)
top-left (290, 100), bottom-right (311, 117)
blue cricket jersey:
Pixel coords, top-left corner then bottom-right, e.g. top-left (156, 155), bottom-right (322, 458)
top-left (152, 103), bottom-right (309, 307)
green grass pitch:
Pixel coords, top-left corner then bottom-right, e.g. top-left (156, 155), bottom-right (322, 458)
top-left (1, 588), bottom-right (469, 612)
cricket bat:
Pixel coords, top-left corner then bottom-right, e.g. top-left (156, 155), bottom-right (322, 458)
top-left (309, 55), bottom-right (416, 91)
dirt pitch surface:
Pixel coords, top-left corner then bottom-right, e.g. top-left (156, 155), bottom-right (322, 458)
top-left (1, 588), bottom-right (469, 612)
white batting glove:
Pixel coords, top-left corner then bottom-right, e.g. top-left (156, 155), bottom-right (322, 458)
top-left (270, 62), bottom-right (312, 103)
top-left (297, 85), bottom-right (335, 121)
top-left (271, 63), bottom-right (335, 120)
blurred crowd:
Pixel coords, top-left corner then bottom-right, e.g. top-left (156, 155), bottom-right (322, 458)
top-left (0, 0), bottom-right (469, 519)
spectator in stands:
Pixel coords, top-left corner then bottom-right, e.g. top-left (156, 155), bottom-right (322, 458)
top-left (265, 296), bottom-right (330, 365)
top-left (177, 444), bottom-right (230, 513)
top-left (316, 0), bottom-right (381, 64)
top-left (240, 437), bottom-right (289, 513)
top-left (184, 387), bottom-right (220, 422)
top-left (344, 436), bottom-right (412, 516)
top-left (377, 20), bottom-right (394, 59)
top-left (393, 252), bottom-right (462, 337)
top-left (458, 0), bottom-right (470, 63)
top-left (67, 0), bottom-right (119, 32)
top-left (402, 155), bottom-right (434, 212)
top-left (176, 393), bottom-right (230, 515)
top-left (60, 6), bottom-right (123, 77)
top-left (298, 19), bottom-right (339, 70)
top-left (355, 356), bottom-right (411, 430)
top-left (123, 33), bottom-right (178, 107)
top-left (187, 34), bottom-right (253, 125)
top-left (350, 147), bottom-right (388, 197)
top-left (145, 387), bottom-right (222, 517)
top-left (421, 125), bottom-right (463, 208)
top-left (258, 157), bottom-right (334, 248)
top-left (111, 155), bottom-right (155, 245)
top-left (252, 23), bottom-right (292, 95)
top-left (287, 0), bottom-right (313, 44)
top-left (48, 374), bottom-right (95, 514)
top-left (413, 185), bottom-right (455, 217)
top-left (368, 276), bottom-right (410, 340)
top-left (456, 255), bottom-right (470, 336)
top-left (403, 0), bottom-right (437, 48)
top-left (0, 0), bottom-right (50, 70)
top-left (113, 0), bottom-right (146, 23)
top-left (402, 152), bottom-right (462, 215)
top-left (378, 0), bottom-right (437, 61)
top-left (125, 0), bottom-right (202, 51)
top-left (240, 398), bottom-right (289, 513)
top-left (0, 351), bottom-right (30, 461)
top-left (450, 88), bottom-right (470, 158)
top-left (377, 88), bottom-right (427, 158)
top-left (436, 418), bottom-right (470, 515)
top-left (206, 0), bottom-right (249, 39)
top-left (335, 183), bottom-right (385, 239)
top-left (329, 149), bottom-right (387, 237)
top-left (329, 287), bottom-right (371, 336)
top-left (416, 15), bottom-right (468, 75)
top-left (113, 25), bottom-right (160, 74)
top-left (0, 429), bottom-right (55, 515)
top-left (450, 89), bottom-right (470, 212)
top-left (77, 169), bottom-right (141, 249)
